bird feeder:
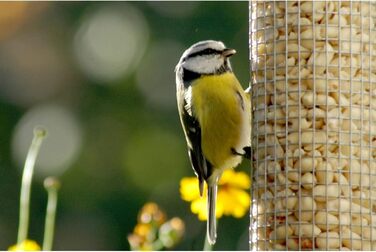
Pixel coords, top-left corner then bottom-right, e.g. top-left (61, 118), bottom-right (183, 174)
top-left (250, 1), bottom-right (376, 250)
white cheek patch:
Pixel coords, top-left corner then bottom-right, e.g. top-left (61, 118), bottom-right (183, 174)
top-left (183, 55), bottom-right (223, 74)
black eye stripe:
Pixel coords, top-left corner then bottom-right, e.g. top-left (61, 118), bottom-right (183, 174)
top-left (186, 48), bottom-right (222, 59)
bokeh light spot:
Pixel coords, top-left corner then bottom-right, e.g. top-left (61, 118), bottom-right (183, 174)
top-left (0, 31), bottom-right (74, 107)
top-left (74, 4), bottom-right (149, 84)
top-left (0, 2), bottom-right (28, 40)
top-left (12, 104), bottom-right (83, 178)
top-left (148, 2), bottom-right (199, 18)
top-left (136, 40), bottom-right (184, 109)
top-left (122, 128), bottom-right (187, 192)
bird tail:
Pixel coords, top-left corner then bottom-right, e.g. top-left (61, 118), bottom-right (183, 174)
top-left (207, 183), bottom-right (217, 245)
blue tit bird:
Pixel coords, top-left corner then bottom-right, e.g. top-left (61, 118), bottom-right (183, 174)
top-left (175, 40), bottom-right (251, 245)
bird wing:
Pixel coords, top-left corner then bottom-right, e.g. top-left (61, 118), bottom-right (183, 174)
top-left (181, 100), bottom-right (207, 196)
top-left (177, 81), bottom-right (208, 196)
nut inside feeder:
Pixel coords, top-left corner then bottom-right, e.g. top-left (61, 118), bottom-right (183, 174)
top-left (249, 1), bottom-right (376, 250)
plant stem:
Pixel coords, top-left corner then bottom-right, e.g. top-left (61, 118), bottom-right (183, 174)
top-left (43, 186), bottom-right (58, 251)
top-left (17, 127), bottom-right (47, 244)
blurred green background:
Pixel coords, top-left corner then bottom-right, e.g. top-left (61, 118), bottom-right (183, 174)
top-left (0, 2), bottom-right (250, 250)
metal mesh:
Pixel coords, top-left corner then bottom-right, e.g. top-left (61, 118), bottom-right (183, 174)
top-left (249, 1), bottom-right (376, 250)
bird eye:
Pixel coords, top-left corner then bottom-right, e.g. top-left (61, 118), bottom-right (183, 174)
top-left (204, 48), bottom-right (214, 54)
top-left (185, 48), bottom-right (219, 59)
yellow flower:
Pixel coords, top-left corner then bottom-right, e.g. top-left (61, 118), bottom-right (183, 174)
top-left (138, 202), bottom-right (166, 226)
top-left (180, 169), bottom-right (251, 221)
top-left (8, 240), bottom-right (41, 251)
top-left (128, 202), bottom-right (185, 251)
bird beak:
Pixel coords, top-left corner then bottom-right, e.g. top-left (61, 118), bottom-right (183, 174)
top-left (222, 48), bottom-right (236, 57)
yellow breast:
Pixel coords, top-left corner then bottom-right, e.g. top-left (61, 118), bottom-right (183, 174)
top-left (191, 72), bottom-right (249, 170)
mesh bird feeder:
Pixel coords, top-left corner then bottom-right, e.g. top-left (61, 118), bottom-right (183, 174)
top-left (249, 1), bottom-right (376, 250)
